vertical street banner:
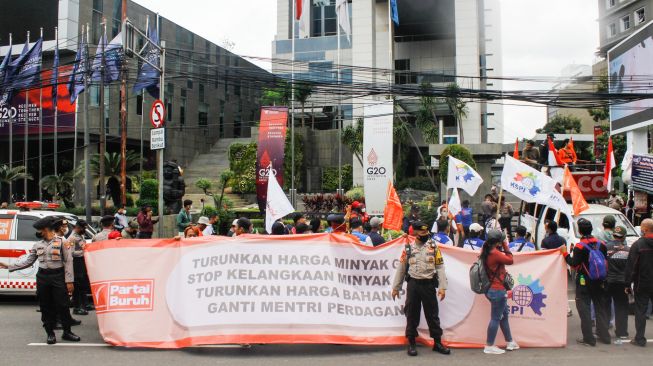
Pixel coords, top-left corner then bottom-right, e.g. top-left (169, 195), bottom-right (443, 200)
top-left (84, 235), bottom-right (568, 348)
top-left (363, 102), bottom-right (394, 216)
top-left (256, 107), bottom-right (289, 212)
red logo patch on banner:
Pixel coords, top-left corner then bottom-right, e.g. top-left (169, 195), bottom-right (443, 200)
top-left (91, 279), bottom-right (155, 314)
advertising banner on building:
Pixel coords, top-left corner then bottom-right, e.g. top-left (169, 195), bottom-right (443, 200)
top-left (363, 102), bottom-right (394, 216)
top-left (84, 234), bottom-right (567, 349)
top-left (0, 65), bottom-right (76, 135)
top-left (256, 107), bottom-right (289, 212)
top-left (631, 154), bottom-right (653, 194)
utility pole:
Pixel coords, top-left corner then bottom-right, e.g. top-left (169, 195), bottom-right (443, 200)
top-left (38, 27), bottom-right (43, 201)
top-left (99, 21), bottom-right (107, 216)
top-left (83, 24), bottom-right (92, 223)
top-left (158, 39), bottom-right (165, 237)
top-left (119, 0), bottom-right (128, 207)
top-left (23, 31), bottom-right (30, 201)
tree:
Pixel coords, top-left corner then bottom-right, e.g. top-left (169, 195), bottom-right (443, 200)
top-left (536, 114), bottom-right (582, 134)
top-left (294, 81), bottom-right (314, 128)
top-left (0, 165), bottom-right (32, 202)
top-left (439, 144), bottom-right (477, 183)
top-left (40, 170), bottom-right (77, 208)
top-left (416, 82), bottom-right (440, 144)
top-left (595, 125), bottom-right (626, 167)
top-left (588, 72), bottom-right (610, 123)
top-left (261, 80), bottom-right (291, 107)
top-left (88, 151), bottom-right (142, 206)
top-left (445, 83), bottom-right (469, 144)
top-left (341, 118), bottom-right (364, 167)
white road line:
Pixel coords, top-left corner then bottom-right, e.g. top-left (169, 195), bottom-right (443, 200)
top-left (28, 343), bottom-right (246, 348)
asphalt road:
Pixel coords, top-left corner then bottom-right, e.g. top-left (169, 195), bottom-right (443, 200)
top-left (1, 294), bottom-right (651, 366)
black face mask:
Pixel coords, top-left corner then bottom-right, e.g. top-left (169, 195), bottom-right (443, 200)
top-left (417, 234), bottom-right (430, 243)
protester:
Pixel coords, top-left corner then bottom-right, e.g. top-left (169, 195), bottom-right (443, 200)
top-left (350, 219), bottom-right (373, 245)
top-left (538, 133), bottom-right (555, 167)
top-left (114, 206), bottom-right (128, 232)
top-left (0, 216), bottom-right (81, 344)
top-left (93, 215), bottom-right (116, 242)
top-left (68, 220), bottom-right (90, 315)
top-left (625, 198), bottom-right (636, 225)
top-left (203, 214), bottom-right (218, 236)
top-left (498, 198), bottom-right (514, 240)
top-left (285, 212), bottom-right (306, 234)
top-left (481, 230), bottom-right (519, 354)
top-left (456, 200), bottom-right (473, 238)
top-left (227, 219), bottom-right (239, 237)
top-left (402, 205), bottom-right (420, 234)
top-left (367, 217), bottom-right (386, 246)
top-left (176, 200), bottom-right (193, 236)
top-left (607, 191), bottom-right (625, 212)
top-left (309, 218), bottom-right (323, 234)
top-left (490, 186), bottom-right (499, 203)
top-left (541, 220), bottom-right (566, 249)
top-left (391, 221), bottom-right (450, 357)
top-left (197, 216), bottom-right (210, 236)
top-left (462, 223), bottom-right (485, 251)
top-left (432, 219), bottom-right (454, 246)
top-left (509, 226), bottom-right (535, 252)
top-left (484, 206), bottom-right (501, 238)
top-left (234, 217), bottom-right (252, 236)
top-left (350, 201), bottom-right (368, 223)
top-left (605, 225), bottom-right (630, 341)
top-left (481, 194), bottom-right (497, 224)
top-left (328, 214), bottom-right (347, 234)
top-left (561, 218), bottom-right (611, 346)
top-left (121, 220), bottom-right (139, 239)
top-left (521, 140), bottom-right (540, 168)
top-left (271, 221), bottom-right (286, 235)
top-left (184, 226), bottom-right (199, 238)
top-left (597, 215), bottom-right (616, 249)
top-left (136, 205), bottom-right (158, 239)
top-left (624, 218), bottom-right (653, 347)
top-left (295, 222), bottom-right (310, 234)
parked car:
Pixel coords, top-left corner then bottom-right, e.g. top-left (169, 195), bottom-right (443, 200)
top-left (0, 204), bottom-right (96, 295)
top-left (519, 203), bottom-right (639, 250)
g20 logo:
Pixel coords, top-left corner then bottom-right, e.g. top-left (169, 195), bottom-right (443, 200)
top-left (0, 106), bottom-right (18, 120)
top-left (258, 167), bottom-right (277, 178)
top-left (366, 166), bottom-right (387, 175)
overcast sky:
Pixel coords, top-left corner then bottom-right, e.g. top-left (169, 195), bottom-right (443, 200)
top-left (134, 0), bottom-right (599, 143)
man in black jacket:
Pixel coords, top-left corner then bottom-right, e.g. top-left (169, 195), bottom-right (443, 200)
top-left (625, 219), bottom-right (653, 347)
top-left (561, 218), bottom-right (610, 346)
top-left (605, 226), bottom-right (630, 340)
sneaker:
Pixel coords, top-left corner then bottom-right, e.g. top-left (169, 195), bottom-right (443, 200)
top-left (567, 309), bottom-right (573, 317)
top-left (506, 341), bottom-right (520, 351)
top-left (576, 338), bottom-right (596, 347)
top-left (483, 345), bottom-right (505, 355)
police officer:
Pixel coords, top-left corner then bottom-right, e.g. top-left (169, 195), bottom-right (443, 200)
top-left (0, 216), bottom-right (81, 344)
top-left (68, 220), bottom-right (90, 315)
top-left (392, 221), bottom-right (450, 357)
top-left (93, 215), bottom-right (116, 242)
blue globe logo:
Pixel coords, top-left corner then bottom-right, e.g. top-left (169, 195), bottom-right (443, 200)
top-left (512, 284), bottom-right (533, 307)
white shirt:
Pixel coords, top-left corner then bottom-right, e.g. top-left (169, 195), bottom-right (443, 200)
top-left (202, 225), bottom-right (215, 236)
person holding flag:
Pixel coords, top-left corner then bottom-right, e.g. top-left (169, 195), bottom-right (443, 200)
top-left (558, 139), bottom-right (578, 170)
top-left (521, 140), bottom-right (540, 168)
top-left (604, 136), bottom-right (616, 191)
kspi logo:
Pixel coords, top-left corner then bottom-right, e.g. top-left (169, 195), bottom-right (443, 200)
top-left (91, 279), bottom-right (155, 314)
top-left (509, 274), bottom-right (547, 316)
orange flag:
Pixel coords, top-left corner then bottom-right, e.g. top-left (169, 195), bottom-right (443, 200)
top-left (513, 138), bottom-right (519, 159)
top-left (569, 136), bottom-right (578, 163)
top-left (563, 165), bottom-right (589, 216)
top-left (383, 181), bottom-right (403, 231)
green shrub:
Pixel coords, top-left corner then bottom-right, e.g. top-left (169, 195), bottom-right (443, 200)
top-left (195, 178), bottom-right (213, 194)
top-left (397, 176), bottom-right (436, 191)
top-left (321, 164), bottom-right (353, 192)
top-left (125, 193), bottom-right (135, 207)
top-left (136, 199), bottom-right (158, 214)
top-left (142, 170), bottom-right (157, 180)
top-left (229, 143), bottom-right (257, 194)
top-left (439, 144), bottom-right (476, 183)
top-left (140, 179), bottom-right (159, 200)
top-left (345, 186), bottom-right (364, 201)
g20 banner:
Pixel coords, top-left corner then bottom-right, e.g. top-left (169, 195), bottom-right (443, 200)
top-left (255, 107), bottom-right (288, 212)
top-left (363, 102), bottom-right (394, 216)
top-left (84, 235), bottom-right (567, 348)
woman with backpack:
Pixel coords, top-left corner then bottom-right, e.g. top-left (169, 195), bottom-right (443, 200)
top-left (480, 230), bottom-right (519, 354)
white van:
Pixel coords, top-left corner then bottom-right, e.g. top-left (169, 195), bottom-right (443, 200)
top-left (519, 204), bottom-right (639, 250)
top-left (0, 208), bottom-right (96, 295)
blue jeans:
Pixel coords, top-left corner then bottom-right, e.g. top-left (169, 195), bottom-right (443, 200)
top-left (486, 289), bottom-right (513, 346)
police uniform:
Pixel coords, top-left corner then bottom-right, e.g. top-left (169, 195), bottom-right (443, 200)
top-left (68, 229), bottom-right (90, 314)
top-left (392, 221), bottom-right (450, 356)
top-left (93, 215), bottom-right (115, 242)
top-left (7, 217), bottom-right (80, 344)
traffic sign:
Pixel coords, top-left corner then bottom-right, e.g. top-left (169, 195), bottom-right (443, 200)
top-left (150, 128), bottom-right (165, 150)
top-left (150, 100), bottom-right (165, 128)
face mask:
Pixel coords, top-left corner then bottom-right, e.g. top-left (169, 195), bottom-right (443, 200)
top-left (417, 234), bottom-right (430, 242)
top-left (361, 208), bottom-right (366, 213)
top-left (62, 227), bottom-right (69, 236)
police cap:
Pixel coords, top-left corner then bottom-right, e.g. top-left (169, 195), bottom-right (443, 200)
top-left (411, 221), bottom-right (429, 231)
top-left (33, 216), bottom-right (55, 230)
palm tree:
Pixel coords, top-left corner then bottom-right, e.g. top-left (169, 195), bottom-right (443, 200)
top-left (341, 119), bottom-right (364, 167)
top-left (87, 151), bottom-right (142, 206)
top-left (294, 81), bottom-right (314, 128)
top-left (40, 170), bottom-right (77, 208)
top-left (445, 83), bottom-right (469, 144)
top-left (0, 165), bottom-right (32, 202)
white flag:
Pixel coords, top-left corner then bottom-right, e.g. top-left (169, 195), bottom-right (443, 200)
top-left (336, 0), bottom-right (351, 42)
top-left (621, 147), bottom-right (633, 185)
top-left (547, 187), bottom-right (573, 220)
top-left (447, 156), bottom-right (483, 196)
top-left (448, 188), bottom-right (462, 217)
top-left (298, 0), bottom-right (311, 38)
top-left (501, 155), bottom-right (555, 204)
top-left (265, 166), bottom-right (295, 234)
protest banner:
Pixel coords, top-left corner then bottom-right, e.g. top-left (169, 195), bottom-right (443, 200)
top-left (85, 235), bottom-right (567, 349)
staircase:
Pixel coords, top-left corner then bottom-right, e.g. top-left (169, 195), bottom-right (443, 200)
top-left (183, 138), bottom-right (252, 209)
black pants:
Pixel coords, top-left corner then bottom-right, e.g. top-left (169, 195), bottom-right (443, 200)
top-left (404, 278), bottom-right (443, 341)
top-left (73, 257), bottom-right (89, 309)
top-left (36, 268), bottom-right (73, 332)
top-left (605, 283), bottom-right (629, 338)
top-left (634, 290), bottom-right (653, 346)
top-left (576, 280), bottom-right (610, 345)
top-left (138, 232), bottom-right (152, 239)
top-left (498, 217), bottom-right (512, 240)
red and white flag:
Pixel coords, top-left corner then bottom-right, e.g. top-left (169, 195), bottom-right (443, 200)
top-left (296, 0), bottom-right (311, 38)
top-left (604, 137), bottom-right (616, 188)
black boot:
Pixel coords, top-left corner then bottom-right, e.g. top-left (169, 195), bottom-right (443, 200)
top-left (62, 329), bottom-right (81, 342)
top-left (432, 340), bottom-right (451, 355)
top-left (407, 338), bottom-right (418, 356)
top-left (70, 318), bottom-right (82, 326)
top-left (73, 308), bottom-right (89, 316)
top-left (45, 329), bottom-right (56, 345)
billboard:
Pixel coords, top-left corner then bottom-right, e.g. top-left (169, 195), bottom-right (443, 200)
top-left (608, 22), bottom-right (653, 134)
top-left (0, 0), bottom-right (59, 45)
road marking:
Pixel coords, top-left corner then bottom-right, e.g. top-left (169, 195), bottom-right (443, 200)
top-left (28, 343), bottom-right (247, 348)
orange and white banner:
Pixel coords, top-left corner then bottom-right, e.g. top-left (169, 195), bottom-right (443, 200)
top-left (84, 234), bottom-right (567, 348)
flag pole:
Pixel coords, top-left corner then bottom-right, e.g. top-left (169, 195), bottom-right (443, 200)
top-left (23, 30), bottom-right (30, 201)
top-left (495, 187), bottom-right (503, 221)
top-left (119, 0), bottom-right (128, 207)
top-left (140, 16), bottom-right (149, 179)
top-left (38, 27), bottom-right (43, 201)
top-left (555, 165), bottom-right (567, 223)
top-left (55, 27), bottom-right (60, 177)
top-left (99, 20), bottom-right (107, 216)
top-left (290, 0), bottom-right (296, 208)
top-left (83, 24), bottom-right (92, 223)
top-left (8, 33), bottom-right (13, 201)
top-left (337, 2), bottom-right (342, 194)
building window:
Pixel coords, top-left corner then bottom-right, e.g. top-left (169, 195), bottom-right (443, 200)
top-left (622, 15), bottom-right (631, 31)
top-left (219, 101), bottom-right (225, 137)
top-left (199, 103), bottom-right (208, 126)
top-left (607, 0), bottom-right (616, 8)
top-left (395, 59), bottom-right (416, 84)
top-left (180, 97), bottom-right (186, 126)
top-left (609, 23), bottom-right (617, 37)
top-left (199, 83), bottom-right (205, 102)
top-left (636, 8), bottom-right (646, 24)
top-left (136, 94), bottom-right (143, 116)
top-left (311, 0), bottom-right (337, 37)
